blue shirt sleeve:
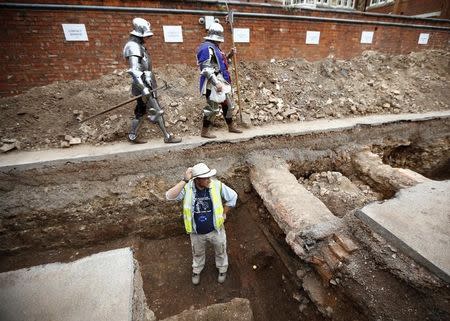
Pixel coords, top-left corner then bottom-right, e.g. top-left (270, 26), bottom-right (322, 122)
top-left (166, 187), bottom-right (185, 202)
top-left (221, 182), bottom-right (238, 207)
top-left (174, 188), bottom-right (185, 202)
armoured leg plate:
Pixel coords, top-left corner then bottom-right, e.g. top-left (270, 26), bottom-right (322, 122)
top-left (204, 99), bottom-right (221, 122)
top-left (145, 96), bottom-right (181, 143)
top-left (128, 117), bottom-right (145, 142)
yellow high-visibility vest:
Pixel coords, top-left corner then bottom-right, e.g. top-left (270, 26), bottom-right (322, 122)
top-left (182, 179), bottom-right (224, 234)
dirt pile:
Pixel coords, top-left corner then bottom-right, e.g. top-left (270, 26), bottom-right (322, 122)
top-left (0, 49), bottom-right (448, 151)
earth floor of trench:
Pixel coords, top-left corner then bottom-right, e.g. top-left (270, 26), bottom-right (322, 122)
top-left (0, 200), bottom-right (330, 321)
top-left (136, 214), bottom-right (310, 320)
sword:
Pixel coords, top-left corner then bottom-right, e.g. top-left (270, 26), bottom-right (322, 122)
top-left (79, 81), bottom-right (170, 123)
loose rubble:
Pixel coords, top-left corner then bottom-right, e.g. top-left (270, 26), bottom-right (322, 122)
top-left (300, 171), bottom-right (382, 217)
top-left (0, 50), bottom-right (448, 152)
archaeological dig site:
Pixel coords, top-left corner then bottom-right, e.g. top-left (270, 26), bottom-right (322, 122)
top-left (0, 1), bottom-right (449, 320)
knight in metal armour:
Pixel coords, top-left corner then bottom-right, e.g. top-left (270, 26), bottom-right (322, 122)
top-left (196, 22), bottom-right (242, 139)
top-left (123, 18), bottom-right (181, 144)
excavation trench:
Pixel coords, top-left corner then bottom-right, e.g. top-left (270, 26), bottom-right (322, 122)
top-left (0, 116), bottom-right (449, 320)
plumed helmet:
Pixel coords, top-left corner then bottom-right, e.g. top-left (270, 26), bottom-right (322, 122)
top-left (130, 17), bottom-right (154, 38)
top-left (204, 22), bottom-right (224, 43)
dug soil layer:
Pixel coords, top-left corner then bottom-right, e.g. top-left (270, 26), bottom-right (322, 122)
top-left (1, 117), bottom-right (449, 253)
top-left (1, 50), bottom-right (449, 151)
top-left (1, 45), bottom-right (450, 321)
top-left (1, 116), bottom-right (449, 321)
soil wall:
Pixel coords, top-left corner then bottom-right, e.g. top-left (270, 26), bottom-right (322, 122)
top-left (1, 117), bottom-right (448, 255)
top-left (0, 1), bottom-right (449, 96)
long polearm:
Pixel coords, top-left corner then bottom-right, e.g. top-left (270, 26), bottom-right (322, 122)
top-left (79, 81), bottom-right (169, 123)
top-left (224, 3), bottom-right (244, 123)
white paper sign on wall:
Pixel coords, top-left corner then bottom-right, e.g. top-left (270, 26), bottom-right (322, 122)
top-left (360, 31), bottom-right (374, 44)
top-left (233, 28), bottom-right (250, 43)
top-left (163, 26), bottom-right (183, 43)
top-left (62, 24), bottom-right (88, 41)
top-left (306, 31), bottom-right (320, 45)
top-left (418, 33), bottom-right (430, 45)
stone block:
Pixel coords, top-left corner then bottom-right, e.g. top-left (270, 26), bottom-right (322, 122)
top-left (321, 246), bottom-right (342, 270)
top-left (0, 248), bottom-right (154, 321)
top-left (160, 298), bottom-right (253, 321)
top-left (333, 233), bottom-right (359, 253)
top-left (328, 241), bottom-right (349, 261)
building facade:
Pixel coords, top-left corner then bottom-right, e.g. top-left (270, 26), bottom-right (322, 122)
top-left (282, 0), bottom-right (449, 18)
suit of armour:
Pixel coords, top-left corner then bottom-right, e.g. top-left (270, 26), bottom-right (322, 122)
top-left (196, 22), bottom-right (242, 138)
top-left (123, 18), bottom-right (180, 144)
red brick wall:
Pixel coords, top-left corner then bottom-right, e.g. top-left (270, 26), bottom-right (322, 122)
top-left (0, 2), bottom-right (449, 96)
top-left (367, 0), bottom-right (445, 17)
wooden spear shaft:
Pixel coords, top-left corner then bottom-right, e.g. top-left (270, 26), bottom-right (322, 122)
top-left (80, 81), bottom-right (168, 123)
top-left (224, 5), bottom-right (244, 123)
top-left (231, 47), bottom-right (244, 123)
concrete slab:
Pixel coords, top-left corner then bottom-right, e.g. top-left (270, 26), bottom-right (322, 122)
top-left (0, 248), bottom-right (154, 321)
top-left (0, 111), bottom-right (449, 170)
top-left (356, 181), bottom-right (450, 283)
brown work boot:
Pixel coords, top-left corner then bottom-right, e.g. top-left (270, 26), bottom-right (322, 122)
top-left (164, 134), bottom-right (182, 144)
top-left (227, 123), bottom-right (243, 133)
top-left (201, 126), bottom-right (216, 139)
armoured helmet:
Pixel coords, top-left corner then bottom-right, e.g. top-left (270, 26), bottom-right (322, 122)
top-left (130, 18), bottom-right (154, 38)
top-left (204, 22), bottom-right (224, 43)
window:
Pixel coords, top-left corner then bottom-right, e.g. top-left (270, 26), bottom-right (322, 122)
top-left (369, 0), bottom-right (394, 6)
top-left (286, 0), bottom-right (315, 4)
top-left (334, 0), bottom-right (355, 8)
top-left (283, 0), bottom-right (354, 9)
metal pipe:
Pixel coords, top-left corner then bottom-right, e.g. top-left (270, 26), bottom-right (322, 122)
top-left (185, 0), bottom-right (280, 8)
top-left (234, 11), bottom-right (450, 30)
top-left (0, 3), bottom-right (227, 16)
top-left (363, 0), bottom-right (369, 12)
top-left (1, 2), bottom-right (449, 30)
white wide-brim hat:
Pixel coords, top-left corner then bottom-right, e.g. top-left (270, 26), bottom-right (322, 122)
top-left (192, 162), bottom-right (217, 178)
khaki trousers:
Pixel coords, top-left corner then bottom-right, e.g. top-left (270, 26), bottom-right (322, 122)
top-left (190, 228), bottom-right (228, 274)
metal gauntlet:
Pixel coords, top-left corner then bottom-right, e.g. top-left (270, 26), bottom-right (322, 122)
top-left (201, 66), bottom-right (219, 86)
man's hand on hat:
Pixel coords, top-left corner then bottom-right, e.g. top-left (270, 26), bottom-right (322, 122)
top-left (184, 167), bottom-right (193, 182)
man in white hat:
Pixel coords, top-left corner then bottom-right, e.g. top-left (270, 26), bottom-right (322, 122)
top-left (166, 162), bottom-right (238, 285)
